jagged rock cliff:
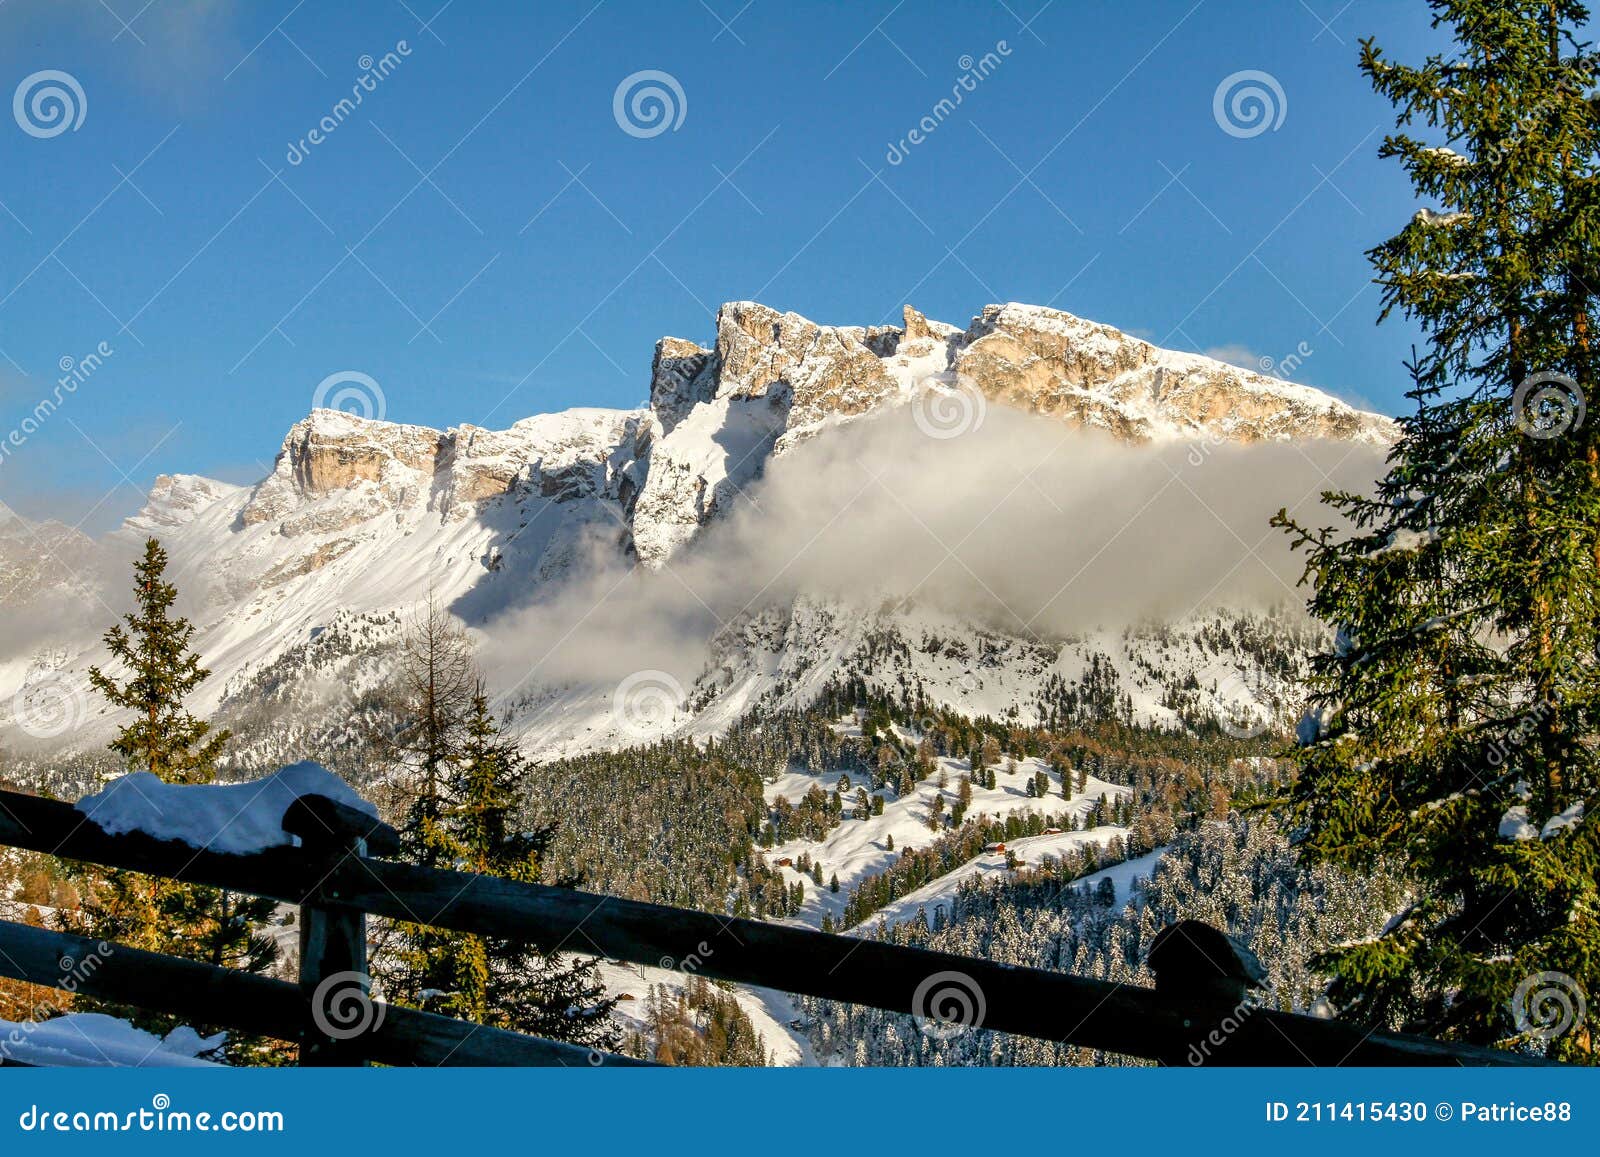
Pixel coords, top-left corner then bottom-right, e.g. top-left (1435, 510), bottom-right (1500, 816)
top-left (0, 298), bottom-right (1393, 756)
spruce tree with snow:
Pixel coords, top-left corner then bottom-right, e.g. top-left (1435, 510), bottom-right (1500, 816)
top-left (88, 538), bottom-right (228, 784)
top-left (434, 691), bottom-right (618, 1047)
top-left (1276, 1), bottom-right (1599, 1060)
top-left (70, 537), bottom-right (277, 1055)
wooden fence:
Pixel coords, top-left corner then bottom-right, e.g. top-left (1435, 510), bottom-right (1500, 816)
top-left (0, 785), bottom-right (1550, 1068)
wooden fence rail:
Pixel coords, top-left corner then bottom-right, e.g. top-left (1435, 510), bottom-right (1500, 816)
top-left (0, 785), bottom-right (1550, 1068)
top-left (0, 919), bottom-right (649, 1067)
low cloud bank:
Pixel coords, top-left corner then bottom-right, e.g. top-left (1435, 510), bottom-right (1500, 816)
top-left (481, 405), bottom-right (1385, 695)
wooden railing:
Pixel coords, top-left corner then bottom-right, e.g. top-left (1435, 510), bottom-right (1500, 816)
top-left (0, 786), bottom-right (1550, 1067)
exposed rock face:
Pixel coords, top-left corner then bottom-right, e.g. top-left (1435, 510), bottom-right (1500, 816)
top-left (241, 408), bottom-right (650, 534)
top-left (626, 299), bottom-right (1393, 564)
top-left (0, 297), bottom-right (1398, 760)
top-left (131, 475), bottom-right (244, 532)
top-left (650, 337), bottom-right (717, 435)
top-left (241, 410), bottom-right (441, 530)
top-left (217, 299), bottom-right (1394, 569)
top-left (951, 303), bottom-right (1388, 444)
top-left (711, 301), bottom-right (901, 427)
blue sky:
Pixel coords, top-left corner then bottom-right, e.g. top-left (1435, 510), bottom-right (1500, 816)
top-left (0, 0), bottom-right (1442, 530)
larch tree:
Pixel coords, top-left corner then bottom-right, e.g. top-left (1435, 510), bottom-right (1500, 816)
top-left (1276, 1), bottom-right (1599, 1060)
top-left (371, 594), bottom-right (479, 1013)
top-left (374, 604), bottom-right (617, 1048)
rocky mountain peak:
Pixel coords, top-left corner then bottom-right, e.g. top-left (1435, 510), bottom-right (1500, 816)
top-left (627, 299), bottom-right (1393, 564)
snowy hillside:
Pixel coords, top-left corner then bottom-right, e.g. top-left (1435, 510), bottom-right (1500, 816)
top-left (760, 749), bottom-right (1132, 930)
top-left (0, 298), bottom-right (1388, 765)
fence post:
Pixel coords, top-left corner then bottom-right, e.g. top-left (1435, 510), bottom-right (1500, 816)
top-left (282, 795), bottom-right (399, 1067)
top-left (1148, 919), bottom-right (1268, 1067)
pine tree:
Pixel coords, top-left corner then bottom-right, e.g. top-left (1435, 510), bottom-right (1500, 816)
top-left (1276, 1), bottom-right (1599, 1060)
top-left (88, 538), bottom-right (227, 784)
top-left (435, 691), bottom-right (618, 1046)
top-left (70, 538), bottom-right (277, 1055)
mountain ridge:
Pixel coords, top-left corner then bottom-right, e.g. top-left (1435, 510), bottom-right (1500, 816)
top-left (0, 299), bottom-right (1392, 761)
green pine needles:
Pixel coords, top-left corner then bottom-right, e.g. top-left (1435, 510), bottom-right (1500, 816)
top-left (88, 538), bottom-right (229, 784)
top-left (1276, 1), bottom-right (1599, 1061)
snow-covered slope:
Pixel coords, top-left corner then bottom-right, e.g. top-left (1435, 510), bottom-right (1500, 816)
top-left (0, 299), bottom-right (1388, 761)
top-left (761, 748), bottom-right (1132, 931)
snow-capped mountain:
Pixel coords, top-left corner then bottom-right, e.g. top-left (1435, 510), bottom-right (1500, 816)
top-left (0, 300), bottom-right (1392, 761)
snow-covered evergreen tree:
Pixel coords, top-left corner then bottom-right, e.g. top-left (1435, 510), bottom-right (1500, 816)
top-left (1276, 1), bottom-right (1599, 1059)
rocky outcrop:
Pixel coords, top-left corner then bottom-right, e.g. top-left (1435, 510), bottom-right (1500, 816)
top-left (129, 475), bottom-right (242, 532)
top-left (241, 410), bottom-right (441, 530)
top-left (650, 337), bottom-right (717, 435)
top-left (949, 303), bottom-right (1392, 444)
top-left (711, 301), bottom-right (901, 430)
top-left (240, 407), bottom-right (651, 536)
top-left (625, 299), bottom-right (1393, 565)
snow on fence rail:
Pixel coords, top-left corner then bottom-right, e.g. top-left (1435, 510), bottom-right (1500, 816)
top-left (0, 782), bottom-right (1552, 1068)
